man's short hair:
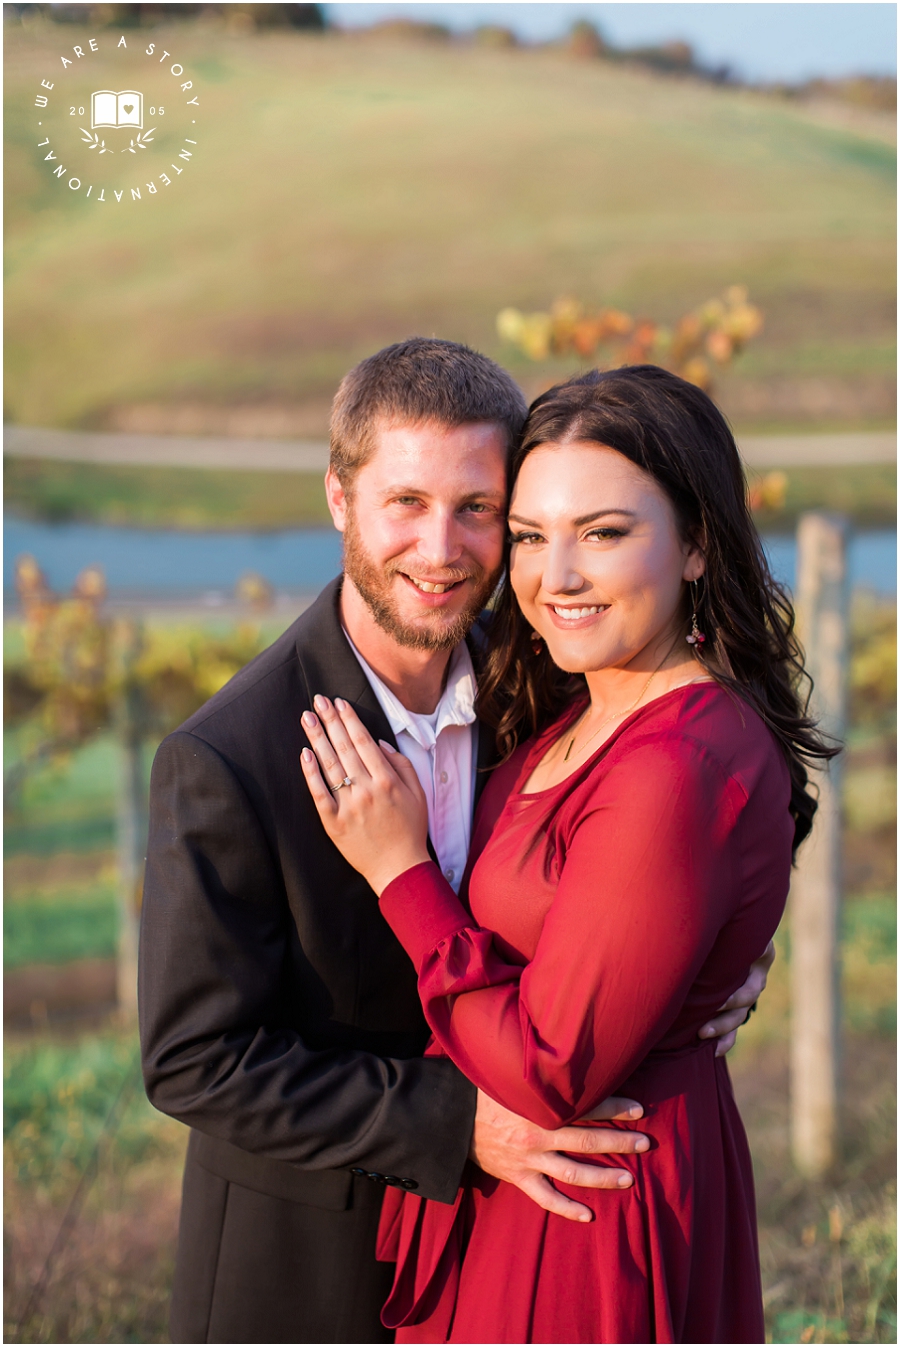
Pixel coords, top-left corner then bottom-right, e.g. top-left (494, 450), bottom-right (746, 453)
top-left (329, 337), bottom-right (528, 489)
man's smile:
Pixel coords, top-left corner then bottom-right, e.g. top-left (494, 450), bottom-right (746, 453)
top-left (407, 577), bottom-right (463, 595)
top-left (399, 572), bottom-right (469, 605)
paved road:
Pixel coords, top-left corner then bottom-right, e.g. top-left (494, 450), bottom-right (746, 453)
top-left (4, 425), bottom-right (896, 470)
top-left (737, 431), bottom-right (895, 467)
top-left (4, 427), bottom-right (330, 472)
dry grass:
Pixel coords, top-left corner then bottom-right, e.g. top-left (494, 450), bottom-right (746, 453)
top-left (4, 1027), bottom-right (187, 1345)
top-left (3, 603), bottom-right (894, 1343)
top-left (4, 21), bottom-right (896, 434)
top-left (4, 1146), bottom-right (186, 1344)
top-left (732, 1029), bottom-right (896, 1343)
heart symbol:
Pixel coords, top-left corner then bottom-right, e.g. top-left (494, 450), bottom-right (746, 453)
top-left (123, 104), bottom-right (134, 114)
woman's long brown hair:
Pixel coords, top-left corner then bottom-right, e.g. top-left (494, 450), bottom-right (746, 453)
top-left (476, 365), bottom-right (839, 855)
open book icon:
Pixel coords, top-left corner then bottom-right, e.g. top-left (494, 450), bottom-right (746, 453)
top-left (92, 91), bottom-right (143, 130)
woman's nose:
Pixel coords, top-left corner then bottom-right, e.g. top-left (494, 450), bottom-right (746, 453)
top-left (540, 541), bottom-right (584, 595)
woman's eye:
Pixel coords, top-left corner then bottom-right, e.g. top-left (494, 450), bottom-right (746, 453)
top-left (585, 527), bottom-right (625, 541)
top-left (510, 531), bottom-right (543, 546)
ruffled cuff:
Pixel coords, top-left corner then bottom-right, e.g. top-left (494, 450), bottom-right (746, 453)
top-left (379, 861), bottom-right (471, 970)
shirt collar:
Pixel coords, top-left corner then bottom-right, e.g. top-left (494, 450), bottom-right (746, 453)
top-left (343, 632), bottom-right (477, 751)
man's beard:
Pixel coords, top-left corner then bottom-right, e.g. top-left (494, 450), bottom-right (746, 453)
top-left (342, 509), bottom-right (498, 652)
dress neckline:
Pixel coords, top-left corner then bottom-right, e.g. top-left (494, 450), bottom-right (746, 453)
top-left (514, 680), bottom-right (721, 800)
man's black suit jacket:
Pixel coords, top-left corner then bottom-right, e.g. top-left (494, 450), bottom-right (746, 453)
top-left (139, 578), bottom-right (483, 1343)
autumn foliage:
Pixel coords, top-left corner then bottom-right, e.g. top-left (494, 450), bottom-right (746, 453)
top-left (497, 285), bottom-right (763, 391)
top-left (5, 557), bottom-right (269, 791)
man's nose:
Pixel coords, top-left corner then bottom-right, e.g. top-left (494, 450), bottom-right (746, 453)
top-left (416, 511), bottom-right (464, 570)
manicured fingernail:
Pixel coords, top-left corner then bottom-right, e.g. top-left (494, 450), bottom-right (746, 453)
top-left (579, 1212), bottom-right (592, 1222)
top-left (313, 695), bottom-right (328, 711)
top-left (302, 711), bottom-right (318, 728)
top-left (379, 739), bottom-right (397, 754)
top-left (628, 1105), bottom-right (642, 1118)
top-left (335, 698), bottom-right (348, 711)
top-left (301, 748), bottom-right (313, 763)
top-left (617, 1174), bottom-right (632, 1187)
top-left (635, 1137), bottom-right (650, 1151)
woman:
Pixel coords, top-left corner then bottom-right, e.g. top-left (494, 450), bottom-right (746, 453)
top-left (300, 366), bottom-right (836, 1343)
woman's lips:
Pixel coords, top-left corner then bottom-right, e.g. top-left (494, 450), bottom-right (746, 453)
top-left (544, 603), bottom-right (609, 631)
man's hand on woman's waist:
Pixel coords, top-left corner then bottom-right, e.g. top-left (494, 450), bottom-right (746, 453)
top-left (469, 1089), bottom-right (649, 1223)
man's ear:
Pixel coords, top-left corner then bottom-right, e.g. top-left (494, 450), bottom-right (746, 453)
top-left (324, 468), bottom-right (348, 532)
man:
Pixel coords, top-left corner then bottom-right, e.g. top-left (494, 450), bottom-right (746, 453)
top-left (139, 339), bottom-right (768, 1344)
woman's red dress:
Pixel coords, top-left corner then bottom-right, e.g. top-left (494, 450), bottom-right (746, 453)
top-left (375, 684), bottom-right (793, 1344)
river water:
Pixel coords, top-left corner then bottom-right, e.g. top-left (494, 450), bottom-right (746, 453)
top-left (3, 516), bottom-right (896, 603)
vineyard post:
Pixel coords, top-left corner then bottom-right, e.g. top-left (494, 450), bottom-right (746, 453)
top-left (790, 512), bottom-right (849, 1177)
top-left (115, 618), bottom-right (147, 1023)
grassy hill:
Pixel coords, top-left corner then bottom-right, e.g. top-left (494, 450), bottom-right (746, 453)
top-left (4, 19), bottom-right (896, 435)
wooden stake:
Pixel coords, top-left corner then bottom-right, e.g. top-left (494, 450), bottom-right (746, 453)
top-left (790, 513), bottom-right (849, 1177)
top-left (115, 619), bottom-right (147, 1023)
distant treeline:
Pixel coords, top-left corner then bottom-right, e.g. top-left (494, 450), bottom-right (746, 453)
top-left (5, 3), bottom-right (895, 109)
top-left (5, 3), bottom-right (325, 30)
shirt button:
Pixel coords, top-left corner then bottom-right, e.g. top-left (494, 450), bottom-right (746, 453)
top-left (440, 770), bottom-right (449, 784)
top-left (444, 869), bottom-right (455, 882)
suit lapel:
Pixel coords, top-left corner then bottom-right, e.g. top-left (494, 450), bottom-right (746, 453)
top-left (473, 719), bottom-right (497, 808)
top-left (296, 580), bottom-right (497, 850)
top-left (293, 577), bottom-right (398, 750)
top-left (465, 624), bottom-right (499, 809)
top-left (295, 579), bottom-right (442, 867)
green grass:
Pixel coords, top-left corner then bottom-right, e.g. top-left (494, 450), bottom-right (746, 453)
top-left (3, 23), bottom-right (896, 434)
top-left (842, 894), bottom-right (897, 1036)
top-left (2, 597), bottom-right (894, 1343)
top-left (749, 464), bottom-right (897, 531)
top-left (4, 456), bottom-right (330, 529)
top-left (4, 884), bottom-right (117, 969)
top-left (3, 1032), bottom-right (162, 1194)
top-left (4, 734), bottom-right (134, 857)
top-left (5, 456), bottom-right (896, 531)
top-left (1, 884), bottom-right (893, 1341)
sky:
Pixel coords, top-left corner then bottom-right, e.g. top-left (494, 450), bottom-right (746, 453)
top-left (323, 3), bottom-right (898, 84)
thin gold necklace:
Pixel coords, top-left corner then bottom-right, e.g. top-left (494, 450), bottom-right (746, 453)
top-left (561, 647), bottom-right (676, 764)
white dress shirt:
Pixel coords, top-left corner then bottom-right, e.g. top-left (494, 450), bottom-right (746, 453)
top-left (344, 634), bottom-right (477, 894)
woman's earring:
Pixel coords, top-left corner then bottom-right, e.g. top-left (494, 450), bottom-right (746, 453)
top-left (686, 581), bottom-right (706, 649)
top-left (531, 630), bottom-right (544, 656)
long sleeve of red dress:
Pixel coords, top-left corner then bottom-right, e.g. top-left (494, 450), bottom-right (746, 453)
top-left (380, 723), bottom-right (769, 1131)
top-left (375, 687), bottom-right (793, 1344)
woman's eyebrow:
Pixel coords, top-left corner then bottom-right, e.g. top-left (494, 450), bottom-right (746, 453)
top-left (508, 508), bottom-right (637, 527)
top-left (574, 508), bottom-right (637, 526)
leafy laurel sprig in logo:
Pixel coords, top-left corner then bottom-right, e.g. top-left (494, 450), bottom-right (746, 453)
top-left (33, 33), bottom-right (199, 203)
top-left (80, 129), bottom-right (113, 154)
top-left (79, 127), bottom-right (156, 153)
top-left (122, 130), bottom-right (157, 153)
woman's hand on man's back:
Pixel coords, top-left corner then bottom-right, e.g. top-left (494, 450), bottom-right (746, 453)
top-left (698, 940), bottom-right (776, 1056)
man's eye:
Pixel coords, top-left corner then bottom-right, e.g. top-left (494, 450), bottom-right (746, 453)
top-left (464, 503), bottom-right (491, 514)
